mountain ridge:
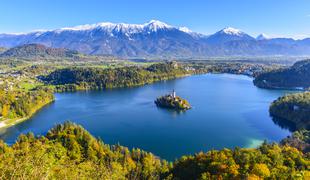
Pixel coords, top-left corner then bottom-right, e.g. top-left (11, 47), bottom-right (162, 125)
top-left (1, 20), bottom-right (310, 58)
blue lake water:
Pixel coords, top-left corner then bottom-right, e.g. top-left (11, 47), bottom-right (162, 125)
top-left (0, 74), bottom-right (293, 160)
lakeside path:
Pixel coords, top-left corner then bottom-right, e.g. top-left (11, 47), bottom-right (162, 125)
top-left (0, 121), bottom-right (5, 128)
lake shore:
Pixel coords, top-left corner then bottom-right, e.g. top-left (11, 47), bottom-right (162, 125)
top-left (0, 99), bottom-right (54, 130)
top-left (0, 74), bottom-right (292, 160)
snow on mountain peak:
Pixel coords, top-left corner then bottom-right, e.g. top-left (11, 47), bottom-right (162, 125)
top-left (58, 24), bottom-right (101, 31)
top-left (179, 27), bottom-right (192, 33)
top-left (256, 33), bottom-right (269, 40)
top-left (220, 27), bottom-right (243, 36)
top-left (148, 20), bottom-right (169, 26)
top-left (54, 20), bottom-right (174, 34)
top-left (144, 20), bottom-right (172, 32)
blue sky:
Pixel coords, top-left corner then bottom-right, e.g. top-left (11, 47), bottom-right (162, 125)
top-left (1, 0), bottom-right (310, 39)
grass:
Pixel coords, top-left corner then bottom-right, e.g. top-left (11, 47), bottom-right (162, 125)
top-left (19, 81), bottom-right (40, 91)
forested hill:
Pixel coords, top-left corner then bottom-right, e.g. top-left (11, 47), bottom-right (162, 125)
top-left (0, 122), bottom-right (168, 179)
top-left (42, 62), bottom-right (191, 91)
top-left (269, 92), bottom-right (310, 155)
top-left (0, 122), bottom-right (309, 179)
top-left (270, 92), bottom-right (310, 131)
top-left (0, 44), bottom-right (79, 59)
top-left (281, 130), bottom-right (310, 153)
top-left (0, 86), bottom-right (54, 123)
top-left (254, 60), bottom-right (310, 89)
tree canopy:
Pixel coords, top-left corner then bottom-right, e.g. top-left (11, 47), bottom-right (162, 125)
top-left (0, 122), bottom-right (309, 179)
top-left (270, 92), bottom-right (310, 131)
top-left (254, 60), bottom-right (310, 89)
top-left (42, 62), bottom-right (190, 92)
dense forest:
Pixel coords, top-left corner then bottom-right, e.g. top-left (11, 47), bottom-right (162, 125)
top-left (42, 62), bottom-right (191, 92)
top-left (254, 60), bottom-right (310, 89)
top-left (0, 87), bottom-right (54, 120)
top-left (270, 92), bottom-right (310, 131)
top-left (0, 122), bottom-right (308, 179)
top-left (281, 129), bottom-right (310, 153)
top-left (0, 44), bottom-right (79, 59)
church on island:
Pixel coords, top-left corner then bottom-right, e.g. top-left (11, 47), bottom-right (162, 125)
top-left (155, 89), bottom-right (191, 110)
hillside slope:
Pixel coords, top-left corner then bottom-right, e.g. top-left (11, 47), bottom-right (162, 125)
top-left (254, 60), bottom-right (310, 89)
top-left (0, 122), bottom-right (308, 179)
top-left (270, 92), bottom-right (310, 131)
top-left (0, 44), bottom-right (79, 58)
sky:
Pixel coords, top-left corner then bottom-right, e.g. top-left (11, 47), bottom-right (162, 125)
top-left (1, 0), bottom-right (310, 39)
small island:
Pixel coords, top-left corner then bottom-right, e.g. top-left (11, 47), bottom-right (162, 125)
top-left (155, 90), bottom-right (191, 110)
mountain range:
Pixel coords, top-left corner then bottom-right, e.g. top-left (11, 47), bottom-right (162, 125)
top-left (1, 20), bottom-right (310, 58)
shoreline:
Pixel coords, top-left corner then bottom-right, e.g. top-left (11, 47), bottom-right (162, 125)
top-left (0, 99), bottom-right (54, 130)
top-left (0, 74), bottom-right (192, 130)
top-left (0, 72), bottom-right (299, 130)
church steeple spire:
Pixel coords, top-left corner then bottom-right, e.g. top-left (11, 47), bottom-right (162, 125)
top-left (172, 89), bottom-right (176, 98)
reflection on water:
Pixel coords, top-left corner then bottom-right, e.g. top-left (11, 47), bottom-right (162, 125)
top-left (271, 117), bottom-right (297, 132)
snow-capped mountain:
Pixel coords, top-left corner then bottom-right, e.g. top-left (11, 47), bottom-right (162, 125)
top-left (55, 20), bottom-right (173, 34)
top-left (178, 27), bottom-right (192, 33)
top-left (219, 27), bottom-right (244, 36)
top-left (256, 33), bottom-right (270, 40)
top-left (205, 27), bottom-right (255, 44)
top-left (0, 20), bottom-right (208, 57)
top-left (0, 20), bottom-right (310, 58)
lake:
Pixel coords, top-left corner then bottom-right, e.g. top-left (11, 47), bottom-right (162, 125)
top-left (0, 74), bottom-right (292, 161)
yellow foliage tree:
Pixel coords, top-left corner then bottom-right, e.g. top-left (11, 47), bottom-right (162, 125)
top-left (1, 104), bottom-right (9, 118)
top-left (251, 163), bottom-right (271, 178)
